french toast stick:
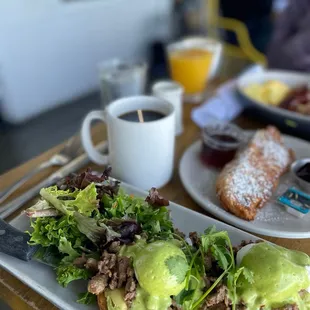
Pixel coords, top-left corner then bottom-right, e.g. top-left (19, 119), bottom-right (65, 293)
top-left (216, 126), bottom-right (294, 221)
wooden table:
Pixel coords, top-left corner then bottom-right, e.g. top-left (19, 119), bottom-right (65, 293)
top-left (0, 103), bottom-right (309, 310)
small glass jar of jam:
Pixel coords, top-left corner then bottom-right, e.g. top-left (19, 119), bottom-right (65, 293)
top-left (200, 122), bottom-right (245, 169)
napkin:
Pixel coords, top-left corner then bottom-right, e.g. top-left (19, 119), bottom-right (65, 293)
top-left (191, 65), bottom-right (264, 128)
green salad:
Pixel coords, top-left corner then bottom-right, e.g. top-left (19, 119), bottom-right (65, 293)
top-left (25, 168), bottom-right (310, 310)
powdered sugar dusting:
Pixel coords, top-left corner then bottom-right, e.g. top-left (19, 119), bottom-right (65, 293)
top-left (223, 149), bottom-right (274, 208)
top-left (254, 130), bottom-right (291, 170)
top-left (255, 177), bottom-right (294, 223)
top-left (255, 204), bottom-right (289, 223)
top-left (218, 127), bottom-right (293, 214)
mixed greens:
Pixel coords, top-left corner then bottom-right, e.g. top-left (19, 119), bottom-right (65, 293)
top-left (25, 168), bottom-right (310, 310)
top-left (27, 169), bottom-right (173, 284)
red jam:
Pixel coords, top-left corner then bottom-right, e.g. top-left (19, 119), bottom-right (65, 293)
top-left (200, 123), bottom-right (244, 169)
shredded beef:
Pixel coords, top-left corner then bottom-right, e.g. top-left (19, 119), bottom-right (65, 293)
top-left (189, 231), bottom-right (200, 248)
top-left (73, 254), bottom-right (87, 268)
top-left (273, 305), bottom-right (298, 310)
top-left (204, 276), bottom-right (218, 290)
top-left (201, 284), bottom-right (228, 309)
top-left (73, 255), bottom-right (99, 273)
top-left (124, 277), bottom-right (137, 303)
top-left (204, 250), bottom-right (213, 271)
top-left (299, 289), bottom-right (307, 299)
top-left (110, 271), bottom-right (118, 290)
top-left (87, 251), bottom-right (137, 306)
top-left (168, 299), bottom-right (182, 310)
top-left (198, 283), bottom-right (300, 310)
top-left (88, 274), bottom-right (109, 295)
top-left (145, 187), bottom-right (169, 207)
top-left (108, 241), bottom-right (121, 253)
top-left (174, 228), bottom-right (186, 239)
top-left (87, 232), bottom-right (303, 310)
top-left (85, 258), bottom-right (99, 272)
top-left (117, 256), bottom-right (130, 288)
top-left (207, 302), bottom-right (229, 310)
top-left (98, 252), bottom-right (117, 274)
top-left (233, 239), bottom-right (263, 255)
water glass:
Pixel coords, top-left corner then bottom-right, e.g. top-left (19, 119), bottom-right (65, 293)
top-left (99, 59), bottom-right (147, 109)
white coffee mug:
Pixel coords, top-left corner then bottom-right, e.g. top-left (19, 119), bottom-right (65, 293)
top-left (81, 96), bottom-right (175, 189)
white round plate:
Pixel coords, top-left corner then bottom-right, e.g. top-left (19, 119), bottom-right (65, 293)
top-left (179, 133), bottom-right (310, 238)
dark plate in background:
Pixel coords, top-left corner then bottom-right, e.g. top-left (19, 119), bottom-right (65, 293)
top-left (236, 70), bottom-right (310, 140)
top-left (237, 90), bottom-right (310, 140)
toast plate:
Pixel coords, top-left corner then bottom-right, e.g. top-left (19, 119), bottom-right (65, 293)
top-left (179, 132), bottom-right (310, 239)
top-left (0, 182), bottom-right (261, 310)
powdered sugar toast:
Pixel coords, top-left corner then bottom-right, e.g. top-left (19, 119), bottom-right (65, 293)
top-left (216, 126), bottom-right (294, 221)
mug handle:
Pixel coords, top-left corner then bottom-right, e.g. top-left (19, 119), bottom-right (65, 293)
top-left (81, 110), bottom-right (109, 165)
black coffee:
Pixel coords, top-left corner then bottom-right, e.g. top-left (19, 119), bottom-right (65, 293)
top-left (118, 110), bottom-right (165, 122)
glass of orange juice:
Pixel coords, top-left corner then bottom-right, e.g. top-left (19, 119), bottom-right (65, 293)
top-left (167, 37), bottom-right (222, 103)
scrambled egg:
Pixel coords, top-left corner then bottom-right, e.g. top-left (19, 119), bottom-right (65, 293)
top-left (243, 80), bottom-right (291, 106)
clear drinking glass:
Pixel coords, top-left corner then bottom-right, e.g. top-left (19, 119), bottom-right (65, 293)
top-left (98, 59), bottom-right (147, 109)
top-left (167, 37), bottom-right (222, 103)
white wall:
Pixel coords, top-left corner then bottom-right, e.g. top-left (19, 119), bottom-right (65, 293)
top-left (0, 0), bottom-right (173, 123)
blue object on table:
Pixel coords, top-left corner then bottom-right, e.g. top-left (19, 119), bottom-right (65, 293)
top-left (277, 187), bottom-right (310, 216)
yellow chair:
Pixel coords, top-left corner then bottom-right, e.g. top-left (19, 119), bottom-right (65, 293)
top-left (205, 0), bottom-right (267, 66)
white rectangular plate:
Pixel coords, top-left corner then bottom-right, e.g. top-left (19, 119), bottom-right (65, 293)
top-left (0, 182), bottom-right (259, 310)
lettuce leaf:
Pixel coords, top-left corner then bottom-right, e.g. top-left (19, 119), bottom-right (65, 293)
top-left (101, 190), bottom-right (173, 241)
top-left (40, 183), bottom-right (98, 216)
top-left (28, 215), bottom-right (87, 252)
top-left (25, 199), bottom-right (60, 218)
top-left (74, 212), bottom-right (141, 246)
top-left (74, 212), bottom-right (120, 245)
top-left (56, 260), bottom-right (91, 287)
top-left (77, 292), bottom-right (97, 305)
top-left (39, 186), bottom-right (77, 214)
top-left (58, 236), bottom-right (80, 260)
top-left (72, 183), bottom-right (99, 216)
